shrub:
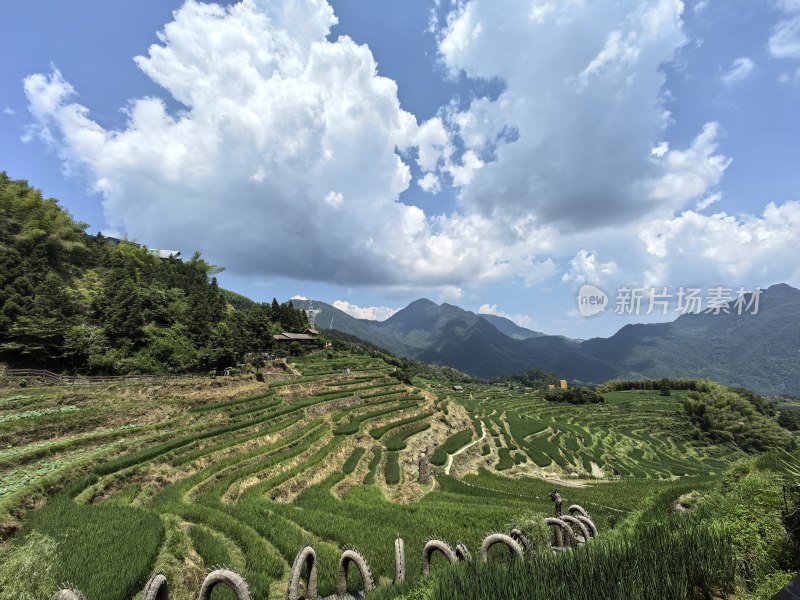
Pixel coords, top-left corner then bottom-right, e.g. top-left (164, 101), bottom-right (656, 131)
top-left (495, 448), bottom-right (513, 471)
top-left (683, 384), bottom-right (795, 452)
top-left (363, 448), bottom-right (383, 484)
top-left (544, 387), bottom-right (604, 404)
top-left (385, 422), bottom-right (431, 451)
top-left (430, 430), bottom-right (473, 466)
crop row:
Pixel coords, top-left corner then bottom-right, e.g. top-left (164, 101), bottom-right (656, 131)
top-left (430, 429), bottom-right (473, 466)
top-left (370, 411), bottom-right (434, 440)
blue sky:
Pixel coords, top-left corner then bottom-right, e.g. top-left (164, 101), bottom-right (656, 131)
top-left (2, 0), bottom-right (799, 338)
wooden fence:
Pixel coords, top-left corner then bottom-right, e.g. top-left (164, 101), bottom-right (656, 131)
top-left (3, 368), bottom-right (202, 385)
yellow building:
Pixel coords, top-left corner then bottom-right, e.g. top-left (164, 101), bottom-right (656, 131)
top-left (559, 380), bottom-right (568, 389)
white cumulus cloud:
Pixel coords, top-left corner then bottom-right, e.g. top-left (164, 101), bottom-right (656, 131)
top-left (562, 250), bottom-right (619, 285)
top-left (21, 0), bottom-right (566, 290)
top-left (770, 1), bottom-right (800, 59)
top-left (332, 300), bottom-right (397, 321)
top-left (639, 201), bottom-right (800, 285)
top-left (434, 0), bottom-right (729, 230)
top-left (695, 191), bottom-right (722, 211)
top-left (477, 303), bottom-right (536, 329)
top-left (24, 0), bottom-right (794, 304)
top-left (721, 57), bottom-right (754, 83)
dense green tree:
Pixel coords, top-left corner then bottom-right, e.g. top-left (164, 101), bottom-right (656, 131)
top-left (99, 265), bottom-right (145, 350)
top-left (0, 274), bottom-right (78, 366)
top-left (493, 367), bottom-right (559, 389)
top-left (199, 322), bottom-right (238, 370)
top-left (137, 325), bottom-right (198, 373)
top-left (246, 303), bottom-right (275, 351)
top-left (0, 172), bottom-right (309, 374)
top-left (778, 409), bottom-right (800, 432)
top-left (544, 387), bottom-right (604, 404)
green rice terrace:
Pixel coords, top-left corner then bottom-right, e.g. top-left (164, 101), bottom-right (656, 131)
top-left (0, 352), bottom-right (797, 599)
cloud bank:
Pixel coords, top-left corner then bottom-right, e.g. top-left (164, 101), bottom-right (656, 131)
top-left (22, 0), bottom-right (800, 300)
top-left (332, 300), bottom-right (397, 321)
top-left (477, 303), bottom-right (536, 330)
top-left (431, 0), bottom-right (728, 230)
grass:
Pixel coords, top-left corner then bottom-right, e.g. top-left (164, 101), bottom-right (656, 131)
top-left (20, 495), bottom-right (164, 600)
top-left (424, 520), bottom-right (735, 600)
top-left (0, 353), bottom-right (793, 599)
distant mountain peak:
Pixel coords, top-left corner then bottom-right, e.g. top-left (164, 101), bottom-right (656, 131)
top-left (296, 285), bottom-right (799, 395)
top-left (766, 282), bottom-right (800, 296)
top-left (407, 298), bottom-right (438, 307)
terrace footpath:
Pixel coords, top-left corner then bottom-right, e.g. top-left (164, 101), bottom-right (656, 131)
top-left (444, 422), bottom-right (487, 475)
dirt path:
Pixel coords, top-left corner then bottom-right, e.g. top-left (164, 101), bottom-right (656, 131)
top-left (444, 423), bottom-right (487, 475)
top-left (284, 360), bottom-right (302, 376)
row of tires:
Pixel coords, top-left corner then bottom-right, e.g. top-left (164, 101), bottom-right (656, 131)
top-left (52, 505), bottom-right (597, 600)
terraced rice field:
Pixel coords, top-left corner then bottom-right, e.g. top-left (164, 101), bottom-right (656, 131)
top-left (454, 384), bottom-right (744, 479)
top-left (0, 355), bottom-right (743, 599)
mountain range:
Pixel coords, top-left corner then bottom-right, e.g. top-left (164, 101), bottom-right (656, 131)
top-left (294, 283), bottom-right (800, 396)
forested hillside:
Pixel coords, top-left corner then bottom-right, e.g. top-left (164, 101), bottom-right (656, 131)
top-left (0, 173), bottom-right (309, 374)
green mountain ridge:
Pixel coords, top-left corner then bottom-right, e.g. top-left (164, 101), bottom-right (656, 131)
top-left (297, 287), bottom-right (800, 396)
top-left (477, 313), bottom-right (546, 339)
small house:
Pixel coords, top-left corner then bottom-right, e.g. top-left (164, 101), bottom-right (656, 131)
top-left (452, 385), bottom-right (463, 392)
top-left (273, 332), bottom-right (318, 345)
top-left (559, 380), bottom-right (568, 389)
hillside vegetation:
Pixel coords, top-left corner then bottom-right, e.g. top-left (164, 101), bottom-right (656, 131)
top-left (0, 353), bottom-right (797, 599)
top-left (0, 172), bottom-right (309, 374)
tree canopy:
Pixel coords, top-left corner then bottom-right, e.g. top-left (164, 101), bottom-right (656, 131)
top-left (0, 172), bottom-right (308, 374)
